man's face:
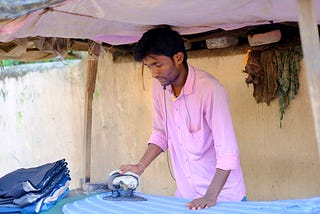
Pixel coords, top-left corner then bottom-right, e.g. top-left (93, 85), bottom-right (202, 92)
top-left (143, 54), bottom-right (181, 87)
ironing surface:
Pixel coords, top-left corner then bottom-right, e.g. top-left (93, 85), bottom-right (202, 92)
top-left (62, 192), bottom-right (320, 214)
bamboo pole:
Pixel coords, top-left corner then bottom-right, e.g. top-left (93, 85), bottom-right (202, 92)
top-left (297, 0), bottom-right (320, 159)
top-left (83, 41), bottom-right (101, 182)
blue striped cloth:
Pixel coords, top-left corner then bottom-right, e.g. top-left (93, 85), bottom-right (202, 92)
top-left (62, 192), bottom-right (320, 214)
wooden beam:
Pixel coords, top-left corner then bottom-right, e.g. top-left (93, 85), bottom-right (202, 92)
top-left (297, 0), bottom-right (320, 158)
top-left (84, 41), bottom-right (101, 182)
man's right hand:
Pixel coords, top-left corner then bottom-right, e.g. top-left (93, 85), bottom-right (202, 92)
top-left (119, 162), bottom-right (145, 175)
top-left (118, 144), bottom-right (162, 176)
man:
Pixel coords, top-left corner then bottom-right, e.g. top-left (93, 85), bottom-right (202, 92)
top-left (119, 27), bottom-right (246, 210)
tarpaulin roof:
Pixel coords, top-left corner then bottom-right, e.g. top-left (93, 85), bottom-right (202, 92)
top-left (0, 0), bottom-right (65, 20)
top-left (0, 0), bottom-right (320, 45)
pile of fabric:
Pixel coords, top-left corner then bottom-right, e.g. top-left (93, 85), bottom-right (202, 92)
top-left (0, 159), bottom-right (70, 214)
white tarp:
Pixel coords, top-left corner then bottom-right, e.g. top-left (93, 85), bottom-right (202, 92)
top-left (0, 0), bottom-right (320, 45)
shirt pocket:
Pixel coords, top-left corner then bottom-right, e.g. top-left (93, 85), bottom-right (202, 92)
top-left (183, 129), bottom-right (209, 158)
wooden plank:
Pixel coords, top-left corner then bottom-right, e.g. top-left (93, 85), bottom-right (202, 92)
top-left (297, 0), bottom-right (320, 158)
top-left (84, 41), bottom-right (101, 182)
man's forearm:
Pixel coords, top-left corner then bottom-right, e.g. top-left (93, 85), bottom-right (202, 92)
top-left (205, 168), bottom-right (231, 199)
top-left (139, 143), bottom-right (163, 170)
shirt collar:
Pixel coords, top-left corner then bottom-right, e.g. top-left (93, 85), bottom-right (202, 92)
top-left (183, 64), bottom-right (195, 96)
top-left (166, 64), bottom-right (195, 100)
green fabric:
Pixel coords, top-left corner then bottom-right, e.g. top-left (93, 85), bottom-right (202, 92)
top-left (275, 46), bottom-right (303, 127)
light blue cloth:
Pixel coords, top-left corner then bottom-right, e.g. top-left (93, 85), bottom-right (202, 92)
top-left (21, 176), bottom-right (70, 214)
top-left (13, 169), bottom-right (70, 206)
top-left (22, 187), bottom-right (69, 214)
top-left (62, 192), bottom-right (320, 214)
top-left (0, 184), bottom-right (69, 214)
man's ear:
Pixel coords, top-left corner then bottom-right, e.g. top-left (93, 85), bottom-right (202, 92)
top-left (173, 52), bottom-right (184, 65)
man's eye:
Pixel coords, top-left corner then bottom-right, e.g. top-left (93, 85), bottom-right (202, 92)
top-left (146, 63), bottom-right (162, 70)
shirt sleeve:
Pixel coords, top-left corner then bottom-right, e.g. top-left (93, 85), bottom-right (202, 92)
top-left (147, 81), bottom-right (168, 152)
top-left (206, 82), bottom-right (240, 170)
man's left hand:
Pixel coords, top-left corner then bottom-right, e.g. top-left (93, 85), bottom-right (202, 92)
top-left (185, 196), bottom-right (217, 210)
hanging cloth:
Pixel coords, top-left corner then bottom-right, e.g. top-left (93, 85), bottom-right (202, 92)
top-left (243, 49), bottom-right (278, 105)
top-left (243, 49), bottom-right (264, 103)
top-left (275, 46), bottom-right (303, 127)
top-left (260, 49), bottom-right (278, 105)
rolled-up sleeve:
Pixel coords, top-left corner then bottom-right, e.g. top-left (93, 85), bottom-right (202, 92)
top-left (147, 81), bottom-right (168, 151)
top-left (206, 82), bottom-right (239, 170)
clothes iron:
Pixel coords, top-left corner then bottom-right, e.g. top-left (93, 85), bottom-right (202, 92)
top-left (103, 169), bottom-right (147, 201)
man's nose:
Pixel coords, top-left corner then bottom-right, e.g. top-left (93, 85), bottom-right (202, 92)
top-left (150, 67), bottom-right (160, 78)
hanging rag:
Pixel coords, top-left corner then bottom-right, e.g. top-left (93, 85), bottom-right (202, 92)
top-left (275, 46), bottom-right (303, 127)
top-left (243, 49), bottom-right (278, 105)
top-left (243, 49), bottom-right (264, 103)
top-left (260, 49), bottom-right (278, 104)
top-left (243, 46), bottom-right (303, 127)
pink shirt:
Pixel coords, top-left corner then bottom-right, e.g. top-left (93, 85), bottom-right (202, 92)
top-left (148, 64), bottom-right (246, 201)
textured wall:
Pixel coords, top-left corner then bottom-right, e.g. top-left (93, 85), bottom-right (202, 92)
top-left (91, 51), bottom-right (320, 201)
top-left (0, 60), bottom-right (86, 190)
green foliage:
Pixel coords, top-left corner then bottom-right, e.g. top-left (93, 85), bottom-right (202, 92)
top-left (1, 59), bottom-right (27, 66)
top-left (1, 50), bottom-right (80, 67)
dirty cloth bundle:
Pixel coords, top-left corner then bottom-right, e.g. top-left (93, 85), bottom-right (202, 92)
top-left (0, 159), bottom-right (70, 213)
top-left (243, 46), bottom-right (303, 126)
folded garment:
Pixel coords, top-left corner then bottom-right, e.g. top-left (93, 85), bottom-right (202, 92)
top-left (0, 179), bottom-right (70, 214)
top-left (13, 171), bottom-right (70, 206)
top-left (0, 159), bottom-right (67, 199)
top-left (0, 159), bottom-right (71, 213)
top-left (0, 197), bottom-right (14, 205)
top-left (37, 180), bottom-right (70, 212)
top-left (23, 180), bottom-right (70, 214)
top-left (0, 206), bottom-right (20, 213)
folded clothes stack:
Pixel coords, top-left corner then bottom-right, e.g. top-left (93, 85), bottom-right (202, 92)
top-left (0, 159), bottom-right (71, 214)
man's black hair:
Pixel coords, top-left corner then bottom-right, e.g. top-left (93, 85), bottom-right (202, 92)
top-left (133, 27), bottom-right (188, 65)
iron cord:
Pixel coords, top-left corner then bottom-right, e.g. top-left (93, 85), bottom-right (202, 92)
top-left (163, 87), bottom-right (176, 181)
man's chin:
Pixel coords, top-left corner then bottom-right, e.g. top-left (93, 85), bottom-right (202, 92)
top-left (158, 81), bottom-right (168, 87)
